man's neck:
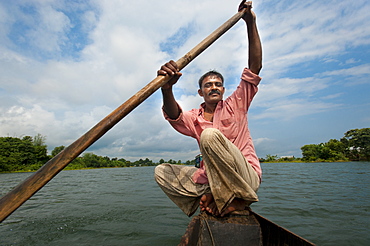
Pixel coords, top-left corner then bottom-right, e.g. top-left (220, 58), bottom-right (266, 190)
top-left (203, 102), bottom-right (218, 122)
top-left (204, 102), bottom-right (217, 114)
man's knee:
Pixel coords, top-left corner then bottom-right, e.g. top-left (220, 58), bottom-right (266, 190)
top-left (154, 163), bottom-right (168, 181)
top-left (200, 128), bottom-right (221, 142)
top-left (200, 128), bottom-right (225, 147)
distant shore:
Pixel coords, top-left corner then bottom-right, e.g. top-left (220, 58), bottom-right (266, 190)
top-left (3, 160), bottom-right (365, 174)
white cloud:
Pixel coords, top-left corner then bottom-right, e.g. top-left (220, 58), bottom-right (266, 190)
top-left (252, 99), bottom-right (341, 121)
top-left (27, 6), bottom-right (71, 52)
top-left (253, 137), bottom-right (274, 147)
top-left (259, 0), bottom-right (370, 76)
top-left (320, 64), bottom-right (370, 78)
top-left (0, 0), bottom-right (369, 162)
top-left (344, 58), bottom-right (360, 65)
top-left (321, 93), bottom-right (343, 100)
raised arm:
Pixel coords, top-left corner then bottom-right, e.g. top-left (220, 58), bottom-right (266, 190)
top-left (158, 60), bottom-right (182, 119)
top-left (239, 1), bottom-right (262, 75)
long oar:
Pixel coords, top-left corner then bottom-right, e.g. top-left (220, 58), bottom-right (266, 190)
top-left (0, 4), bottom-right (250, 222)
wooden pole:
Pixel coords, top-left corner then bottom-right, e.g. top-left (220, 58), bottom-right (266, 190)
top-left (0, 6), bottom-right (248, 223)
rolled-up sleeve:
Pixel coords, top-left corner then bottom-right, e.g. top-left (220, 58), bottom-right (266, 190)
top-left (162, 104), bottom-right (198, 139)
top-left (228, 68), bottom-right (262, 112)
top-left (241, 68), bottom-right (262, 86)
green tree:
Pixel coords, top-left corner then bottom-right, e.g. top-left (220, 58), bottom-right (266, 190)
top-left (118, 158), bottom-right (128, 167)
top-left (20, 136), bottom-right (36, 166)
top-left (185, 159), bottom-right (196, 166)
top-left (322, 139), bottom-right (347, 161)
top-left (265, 154), bottom-right (278, 162)
top-left (51, 146), bottom-right (65, 157)
top-left (33, 133), bottom-right (46, 146)
top-left (67, 157), bottom-right (87, 170)
top-left (342, 128), bottom-right (370, 161)
top-left (0, 137), bottom-right (23, 171)
top-left (301, 144), bottom-right (322, 161)
top-left (144, 158), bottom-right (154, 166)
top-left (0, 135), bottom-right (49, 172)
top-left (32, 134), bottom-right (49, 166)
top-left (300, 128), bottom-right (370, 162)
top-left (82, 153), bottom-right (104, 168)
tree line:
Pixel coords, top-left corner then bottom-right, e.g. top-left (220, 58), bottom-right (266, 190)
top-left (300, 128), bottom-right (370, 162)
top-left (1, 128), bottom-right (368, 172)
top-left (0, 134), bottom-right (191, 173)
top-left (259, 128), bottom-right (370, 163)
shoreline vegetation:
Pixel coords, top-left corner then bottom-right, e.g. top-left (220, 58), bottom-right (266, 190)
top-left (1, 128), bottom-right (369, 173)
top-left (2, 159), bottom-right (363, 174)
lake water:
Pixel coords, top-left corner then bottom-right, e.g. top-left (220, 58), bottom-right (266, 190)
top-left (0, 162), bottom-right (369, 245)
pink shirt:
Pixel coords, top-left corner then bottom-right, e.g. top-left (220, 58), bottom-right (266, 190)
top-left (163, 68), bottom-right (262, 184)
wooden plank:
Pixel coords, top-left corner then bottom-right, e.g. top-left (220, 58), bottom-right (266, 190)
top-left (179, 210), bottom-right (262, 246)
top-left (179, 210), bottom-right (316, 246)
top-left (251, 212), bottom-right (316, 246)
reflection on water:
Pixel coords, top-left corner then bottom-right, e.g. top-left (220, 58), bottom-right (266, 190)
top-left (1, 162), bottom-right (369, 246)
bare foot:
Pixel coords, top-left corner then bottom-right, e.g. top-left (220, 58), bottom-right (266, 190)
top-left (200, 194), bottom-right (248, 217)
top-left (220, 198), bottom-right (247, 217)
top-left (200, 193), bottom-right (221, 215)
top-left (200, 193), bottom-right (213, 212)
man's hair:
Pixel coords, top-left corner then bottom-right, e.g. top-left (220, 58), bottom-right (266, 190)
top-left (198, 70), bottom-right (224, 88)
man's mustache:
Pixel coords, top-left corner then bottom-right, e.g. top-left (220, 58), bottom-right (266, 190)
top-left (208, 89), bottom-right (221, 96)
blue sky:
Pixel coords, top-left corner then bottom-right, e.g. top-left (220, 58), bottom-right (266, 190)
top-left (1, 0), bottom-right (369, 163)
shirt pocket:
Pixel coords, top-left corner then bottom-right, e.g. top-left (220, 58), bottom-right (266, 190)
top-left (220, 117), bottom-right (238, 142)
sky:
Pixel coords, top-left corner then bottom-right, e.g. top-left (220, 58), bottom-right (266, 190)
top-left (1, 0), bottom-right (369, 163)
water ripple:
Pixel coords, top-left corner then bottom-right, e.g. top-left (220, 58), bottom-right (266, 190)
top-left (1, 163), bottom-right (369, 246)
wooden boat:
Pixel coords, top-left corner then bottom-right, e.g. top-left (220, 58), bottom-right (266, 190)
top-left (179, 209), bottom-right (315, 246)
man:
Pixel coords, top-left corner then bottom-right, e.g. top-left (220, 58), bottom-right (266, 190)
top-left (155, 0), bottom-right (262, 217)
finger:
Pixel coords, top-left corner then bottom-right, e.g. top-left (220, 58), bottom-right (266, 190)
top-left (161, 64), bottom-right (177, 76)
top-left (160, 65), bottom-right (175, 76)
top-left (174, 72), bottom-right (182, 79)
top-left (239, 1), bottom-right (252, 11)
top-left (238, 0), bottom-right (246, 11)
top-left (165, 61), bottom-right (179, 75)
top-left (168, 60), bottom-right (179, 71)
top-left (157, 69), bottom-right (168, 76)
top-left (157, 60), bottom-right (178, 76)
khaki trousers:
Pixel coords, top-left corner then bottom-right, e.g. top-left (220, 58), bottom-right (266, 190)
top-left (155, 128), bottom-right (259, 216)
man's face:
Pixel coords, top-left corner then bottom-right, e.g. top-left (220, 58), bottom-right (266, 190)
top-left (198, 75), bottom-right (225, 104)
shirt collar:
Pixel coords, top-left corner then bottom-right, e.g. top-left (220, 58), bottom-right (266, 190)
top-left (198, 101), bottom-right (223, 116)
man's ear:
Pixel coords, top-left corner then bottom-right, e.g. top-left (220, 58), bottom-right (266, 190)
top-left (198, 89), bottom-right (204, 97)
